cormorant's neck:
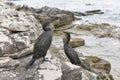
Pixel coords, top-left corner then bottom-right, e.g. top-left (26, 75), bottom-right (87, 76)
top-left (44, 27), bottom-right (52, 31)
top-left (43, 23), bottom-right (52, 31)
top-left (65, 34), bottom-right (70, 45)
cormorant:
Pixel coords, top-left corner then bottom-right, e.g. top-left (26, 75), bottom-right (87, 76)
top-left (64, 32), bottom-right (89, 70)
top-left (26, 20), bottom-right (53, 69)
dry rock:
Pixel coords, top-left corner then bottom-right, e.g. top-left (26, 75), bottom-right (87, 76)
top-left (0, 57), bottom-right (19, 71)
top-left (0, 2), bottom-right (42, 58)
top-left (15, 6), bottom-right (75, 27)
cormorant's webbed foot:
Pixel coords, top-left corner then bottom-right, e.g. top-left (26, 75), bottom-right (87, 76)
top-left (42, 57), bottom-right (52, 64)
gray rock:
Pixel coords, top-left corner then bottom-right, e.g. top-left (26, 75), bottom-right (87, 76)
top-left (0, 42), bottom-right (18, 57)
top-left (0, 71), bottom-right (17, 80)
top-left (85, 9), bottom-right (104, 15)
top-left (8, 21), bottom-right (31, 32)
top-left (0, 57), bottom-right (19, 71)
top-left (0, 27), bottom-right (10, 35)
top-left (0, 32), bottom-right (12, 43)
top-left (74, 11), bottom-right (87, 16)
top-left (15, 6), bottom-right (75, 27)
top-left (61, 62), bottom-right (82, 80)
top-left (0, 2), bottom-right (42, 58)
top-left (15, 51), bottom-right (62, 80)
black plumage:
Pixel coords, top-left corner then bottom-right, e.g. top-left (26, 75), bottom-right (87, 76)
top-left (64, 32), bottom-right (87, 69)
top-left (26, 21), bottom-right (53, 69)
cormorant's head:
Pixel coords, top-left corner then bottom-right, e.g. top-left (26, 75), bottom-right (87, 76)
top-left (65, 32), bottom-right (70, 39)
top-left (42, 19), bottom-right (52, 31)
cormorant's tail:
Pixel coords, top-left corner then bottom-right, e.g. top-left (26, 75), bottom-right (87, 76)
top-left (26, 58), bottom-right (35, 70)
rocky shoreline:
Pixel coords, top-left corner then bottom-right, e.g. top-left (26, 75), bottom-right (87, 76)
top-left (0, 1), bottom-right (119, 80)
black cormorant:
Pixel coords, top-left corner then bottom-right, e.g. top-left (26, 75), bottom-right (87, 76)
top-left (64, 32), bottom-right (89, 70)
top-left (26, 20), bottom-right (53, 69)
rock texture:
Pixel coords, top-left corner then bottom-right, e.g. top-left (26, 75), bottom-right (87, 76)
top-left (15, 5), bottom-right (75, 28)
top-left (0, 57), bottom-right (19, 72)
top-left (0, 51), bottom-right (62, 80)
top-left (63, 37), bottom-right (85, 48)
top-left (0, 2), bottom-right (42, 58)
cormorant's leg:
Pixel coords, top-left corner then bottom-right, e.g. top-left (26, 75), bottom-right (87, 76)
top-left (42, 57), bottom-right (46, 61)
top-left (42, 57), bottom-right (52, 64)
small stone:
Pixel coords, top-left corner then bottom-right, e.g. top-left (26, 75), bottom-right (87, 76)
top-left (63, 37), bottom-right (85, 48)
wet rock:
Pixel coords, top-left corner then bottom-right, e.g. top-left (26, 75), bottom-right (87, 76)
top-left (74, 11), bottom-right (87, 16)
top-left (85, 9), bottom-right (104, 15)
top-left (0, 57), bottom-right (19, 71)
top-left (73, 10), bottom-right (103, 16)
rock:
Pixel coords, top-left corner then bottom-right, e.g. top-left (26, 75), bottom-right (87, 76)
top-left (3, 44), bottom-right (33, 58)
top-left (36, 57), bottom-right (62, 80)
top-left (61, 62), bottom-right (82, 80)
top-left (70, 38), bottom-right (85, 48)
top-left (10, 34), bottom-right (31, 51)
top-left (0, 2), bottom-right (43, 58)
top-left (0, 42), bottom-right (18, 57)
top-left (0, 27), bottom-right (10, 35)
top-left (0, 71), bottom-right (17, 80)
top-left (63, 37), bottom-right (85, 48)
top-left (0, 51), bottom-right (62, 80)
top-left (76, 23), bottom-right (120, 38)
top-left (62, 62), bottom-right (97, 80)
top-left (74, 11), bottom-right (87, 16)
top-left (16, 51), bottom-right (62, 80)
top-left (62, 62), bottom-right (113, 80)
top-left (85, 9), bottom-right (104, 15)
top-left (49, 44), bottom-right (69, 62)
top-left (8, 21), bottom-right (31, 32)
top-left (0, 57), bottom-right (19, 71)
top-left (16, 6), bottom-right (75, 27)
top-left (53, 13), bottom-right (74, 28)
top-left (73, 10), bottom-right (104, 16)
top-left (0, 32), bottom-right (12, 43)
top-left (84, 56), bottom-right (111, 74)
